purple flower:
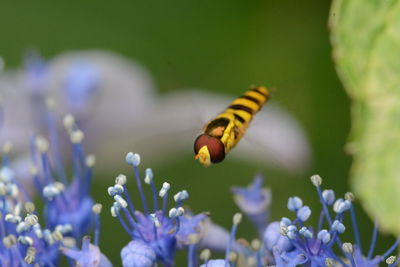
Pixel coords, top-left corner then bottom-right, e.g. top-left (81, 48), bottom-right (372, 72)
top-left (231, 175), bottom-right (271, 234)
top-left (263, 222), bottom-right (292, 252)
top-left (176, 212), bottom-right (208, 248)
top-left (62, 236), bottom-right (112, 267)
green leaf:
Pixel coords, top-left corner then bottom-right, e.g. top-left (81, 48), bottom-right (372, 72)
top-left (330, 0), bottom-right (400, 236)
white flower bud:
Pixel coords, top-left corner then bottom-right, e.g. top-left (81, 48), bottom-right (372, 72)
top-left (35, 137), bottom-right (49, 153)
top-left (233, 213), bottom-right (242, 225)
top-left (63, 114), bottom-right (75, 130)
top-left (70, 130), bottom-right (84, 144)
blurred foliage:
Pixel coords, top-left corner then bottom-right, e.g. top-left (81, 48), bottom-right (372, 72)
top-left (2, 0), bottom-right (393, 265)
top-left (331, 0), bottom-right (400, 236)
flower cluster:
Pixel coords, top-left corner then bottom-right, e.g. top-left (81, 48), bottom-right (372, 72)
top-left (0, 163), bottom-right (60, 266)
top-left (108, 152), bottom-right (207, 267)
top-left (187, 174), bottom-right (400, 267)
top-left (266, 175), bottom-right (400, 266)
top-left (0, 147), bottom-right (108, 266)
top-left (31, 114), bottom-right (95, 240)
top-left (0, 109), bottom-right (112, 266)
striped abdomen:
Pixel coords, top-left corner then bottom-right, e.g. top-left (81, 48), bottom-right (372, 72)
top-left (225, 86), bottom-right (270, 127)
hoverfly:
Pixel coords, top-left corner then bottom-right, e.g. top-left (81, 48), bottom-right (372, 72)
top-left (194, 86), bottom-right (270, 167)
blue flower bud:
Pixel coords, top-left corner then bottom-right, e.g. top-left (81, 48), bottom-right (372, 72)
top-left (287, 196), bottom-right (303, 211)
top-left (144, 168), bottom-right (153, 184)
top-left (125, 152), bottom-right (134, 165)
top-left (159, 182), bottom-right (170, 197)
top-left (114, 184), bottom-right (124, 194)
top-left (299, 227), bottom-right (313, 238)
top-left (0, 167), bottom-right (15, 182)
top-left (280, 217), bottom-right (291, 227)
top-left (297, 206), bottom-right (311, 222)
top-left (322, 189), bottom-right (335, 205)
top-left (114, 195), bottom-right (128, 208)
top-left (287, 230), bottom-right (297, 240)
top-left (199, 259), bottom-right (230, 267)
top-left (125, 152), bottom-right (140, 166)
top-left (16, 222), bottom-right (30, 233)
top-left (287, 225), bottom-right (298, 239)
top-left (333, 198), bottom-right (351, 213)
top-left (174, 190), bottom-right (189, 202)
top-left (107, 186), bottom-right (116, 196)
top-left (43, 229), bottom-right (54, 245)
top-left (331, 220), bottom-right (346, 234)
top-left (317, 229), bottom-right (331, 244)
top-left (121, 241), bottom-right (156, 267)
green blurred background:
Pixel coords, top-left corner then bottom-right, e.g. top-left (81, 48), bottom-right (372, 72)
top-left (0, 0), bottom-right (393, 265)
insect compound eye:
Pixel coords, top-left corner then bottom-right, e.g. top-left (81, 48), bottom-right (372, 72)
top-left (194, 134), bottom-right (225, 163)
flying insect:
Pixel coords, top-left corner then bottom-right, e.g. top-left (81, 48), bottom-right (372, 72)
top-left (194, 86), bottom-right (270, 167)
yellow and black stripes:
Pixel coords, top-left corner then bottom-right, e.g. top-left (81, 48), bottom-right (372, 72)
top-left (224, 86), bottom-right (270, 127)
